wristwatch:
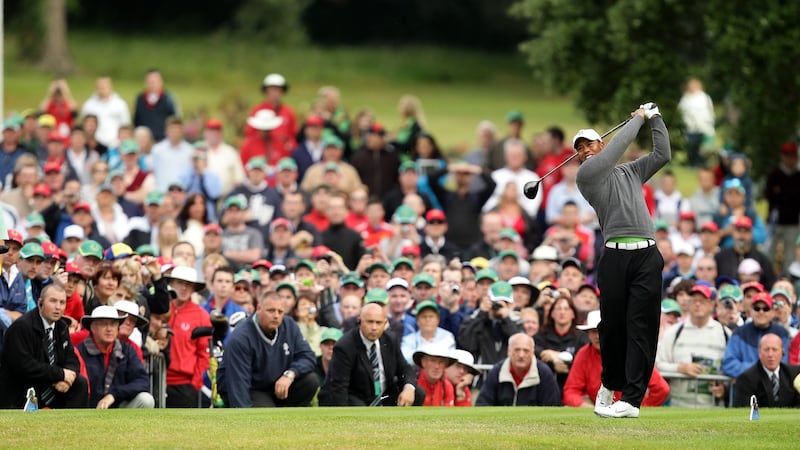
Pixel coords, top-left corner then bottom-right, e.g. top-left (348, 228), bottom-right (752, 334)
top-left (282, 370), bottom-right (296, 381)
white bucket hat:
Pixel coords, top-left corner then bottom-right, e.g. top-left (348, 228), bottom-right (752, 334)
top-left (247, 109), bottom-right (284, 131)
top-left (114, 300), bottom-right (149, 328)
top-left (450, 349), bottom-right (480, 375)
top-left (413, 343), bottom-right (457, 368)
top-left (81, 305), bottom-right (127, 329)
top-left (165, 266), bottom-right (205, 291)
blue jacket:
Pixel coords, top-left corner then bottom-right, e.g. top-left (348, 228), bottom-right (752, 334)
top-left (77, 336), bottom-right (150, 408)
top-left (721, 321), bottom-right (789, 378)
top-left (217, 315), bottom-right (316, 407)
top-left (476, 358), bottom-right (561, 406)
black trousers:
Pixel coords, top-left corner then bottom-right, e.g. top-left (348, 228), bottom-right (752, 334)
top-left (166, 384), bottom-right (200, 408)
top-left (249, 372), bottom-right (320, 407)
top-left (596, 245), bottom-right (663, 408)
top-left (51, 375), bottom-right (89, 408)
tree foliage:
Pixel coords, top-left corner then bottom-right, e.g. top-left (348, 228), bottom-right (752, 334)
top-left (511, 0), bottom-right (800, 175)
top-left (228, 0), bottom-right (312, 45)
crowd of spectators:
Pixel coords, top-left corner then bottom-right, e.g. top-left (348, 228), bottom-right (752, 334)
top-left (0, 72), bottom-right (798, 410)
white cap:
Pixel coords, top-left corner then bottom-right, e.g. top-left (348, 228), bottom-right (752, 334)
top-left (675, 242), bottom-right (695, 257)
top-left (577, 309), bottom-right (601, 331)
top-left (386, 277), bottom-right (409, 291)
top-left (530, 245), bottom-right (559, 262)
top-left (508, 276), bottom-right (531, 287)
top-left (738, 258), bottom-right (762, 275)
top-left (572, 129), bottom-right (602, 149)
top-left (262, 73), bottom-right (287, 88)
top-left (63, 224), bottom-right (85, 241)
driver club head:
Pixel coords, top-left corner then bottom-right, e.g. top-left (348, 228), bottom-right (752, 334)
top-left (523, 180), bottom-right (540, 199)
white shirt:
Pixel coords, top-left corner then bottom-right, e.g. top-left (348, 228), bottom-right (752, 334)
top-left (360, 331), bottom-right (386, 393)
top-left (483, 167), bottom-right (541, 217)
top-left (81, 93), bottom-right (131, 148)
top-left (151, 139), bottom-right (194, 192)
top-left (677, 91), bottom-right (715, 135)
top-left (207, 142), bottom-right (245, 195)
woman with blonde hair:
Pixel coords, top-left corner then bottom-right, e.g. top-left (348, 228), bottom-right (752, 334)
top-left (394, 94), bottom-right (426, 155)
top-left (156, 217), bottom-right (181, 262)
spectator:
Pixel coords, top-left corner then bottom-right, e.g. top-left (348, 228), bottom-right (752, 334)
top-left (765, 142), bottom-right (800, 273)
top-left (669, 212), bottom-right (701, 254)
top-left (291, 115), bottom-right (325, 181)
top-left (351, 123), bottom-right (400, 199)
top-left (715, 178), bottom-right (766, 249)
top-left (91, 184), bottom-right (129, 245)
top-left (0, 284), bottom-right (89, 409)
top-left (0, 120), bottom-right (27, 189)
top-left (557, 257), bottom-right (586, 296)
top-left (458, 281), bottom-right (523, 366)
top-left (314, 327), bottom-right (343, 388)
top-left (80, 76), bottom-right (131, 148)
top-left (218, 291), bottom-right (318, 407)
top-left (485, 111), bottom-right (528, 172)
top-left (392, 95), bottom-right (426, 156)
top-left (716, 285), bottom-right (744, 333)
top-left (77, 305), bottom-right (154, 409)
top-left (419, 209), bottom-right (459, 261)
top-left (0, 230), bottom-right (25, 322)
top-left (572, 283), bottom-right (599, 324)
top-left (466, 211), bottom-right (502, 260)
top-left (693, 255), bottom-right (718, 285)
top-left (39, 78), bottom-right (78, 136)
top-left (165, 266), bottom-right (211, 407)
top-left (533, 126), bottom-right (574, 207)
top-left (564, 310), bottom-right (668, 408)
top-left (178, 149), bottom-right (221, 222)
top-left (527, 245), bottom-right (559, 286)
top-left (220, 195), bottom-right (264, 270)
top-left (719, 153), bottom-right (754, 209)
top-left (447, 350), bottom-right (482, 408)
top-left (714, 216), bottom-right (775, 288)
top-left (733, 333), bottom-right (800, 407)
top-left (300, 136), bottom-right (362, 195)
top-left (771, 287), bottom-right (797, 339)
top-left (534, 293), bottom-right (589, 390)
top-left (355, 197), bottom-right (392, 249)
top-left (722, 293), bottom-right (790, 378)
top-left (383, 161), bottom-right (431, 222)
top-left (123, 191), bottom-right (164, 250)
top-left (1, 157), bottom-right (39, 219)
top-left (401, 299), bottom-right (456, 364)
top-left (344, 186), bottom-right (369, 230)
top-left (695, 221), bottom-right (721, 262)
top-left (133, 69), bottom-right (179, 142)
top-left (151, 117), bottom-right (194, 193)
top-left (228, 157), bottom-right (282, 239)
top-left (483, 139), bottom-right (541, 219)
top-left (321, 193), bottom-right (364, 271)
top-left (476, 333), bottom-right (561, 406)
top-left (464, 120), bottom-right (497, 172)
top-left (413, 343), bottom-right (457, 407)
top-left (204, 267), bottom-right (246, 324)
top-left (319, 302), bottom-right (424, 406)
top-left (677, 77), bottom-right (715, 167)
top-left (380, 204), bottom-right (421, 262)
top-left (246, 73), bottom-right (297, 154)
top-left (688, 168), bottom-right (720, 228)
top-left (654, 170), bottom-right (691, 229)
top-left (663, 243), bottom-right (696, 293)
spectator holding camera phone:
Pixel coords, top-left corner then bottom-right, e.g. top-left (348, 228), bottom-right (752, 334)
top-left (534, 291), bottom-right (589, 390)
top-left (457, 281), bottom-right (523, 366)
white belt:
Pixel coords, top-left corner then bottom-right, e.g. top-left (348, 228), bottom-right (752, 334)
top-left (605, 239), bottom-right (656, 250)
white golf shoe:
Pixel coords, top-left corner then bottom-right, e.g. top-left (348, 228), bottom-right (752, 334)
top-left (595, 400), bottom-right (640, 418)
top-left (594, 385), bottom-right (613, 414)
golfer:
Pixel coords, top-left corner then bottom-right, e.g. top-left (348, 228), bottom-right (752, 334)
top-left (574, 103), bottom-right (670, 418)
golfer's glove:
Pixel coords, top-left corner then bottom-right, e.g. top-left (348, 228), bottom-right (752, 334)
top-left (639, 102), bottom-right (660, 119)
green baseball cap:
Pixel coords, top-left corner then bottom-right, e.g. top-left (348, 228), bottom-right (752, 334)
top-left (412, 272), bottom-right (435, 287)
top-left (20, 242), bottom-right (45, 260)
top-left (718, 285), bottom-right (743, 303)
top-left (489, 281), bottom-right (513, 303)
top-left (498, 228), bottom-right (520, 242)
top-left (498, 249), bottom-right (519, 261)
top-left (392, 257), bottom-right (414, 272)
top-left (78, 240), bottom-right (104, 260)
top-left (145, 191), bottom-right (164, 206)
top-left (275, 281), bottom-right (298, 297)
top-left (392, 205), bottom-right (416, 224)
top-left (323, 161), bottom-right (340, 173)
top-left (25, 212), bottom-right (45, 228)
top-left (223, 195), bottom-right (247, 210)
top-left (398, 160), bottom-right (417, 174)
top-left (770, 288), bottom-right (793, 303)
top-left (340, 272), bottom-right (365, 288)
top-left (475, 268), bottom-right (499, 283)
top-left (506, 110), bottom-right (524, 123)
top-left (414, 299), bottom-right (440, 315)
top-left (654, 219), bottom-right (669, 231)
top-left (192, 140), bottom-right (208, 150)
top-left (294, 259), bottom-right (317, 274)
top-left (320, 328), bottom-right (343, 343)
top-left (277, 157), bottom-right (298, 172)
top-left (119, 139), bottom-right (139, 154)
top-left (364, 288), bottom-right (389, 305)
top-left (660, 299), bottom-right (682, 316)
top-left (247, 157), bottom-right (268, 171)
top-left (322, 135), bottom-right (344, 149)
top-left (366, 262), bottom-right (391, 275)
top-left (108, 169), bottom-right (124, 181)
top-left (135, 244), bottom-right (157, 257)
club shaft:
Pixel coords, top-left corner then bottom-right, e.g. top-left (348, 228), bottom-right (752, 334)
top-left (538, 118), bottom-right (631, 182)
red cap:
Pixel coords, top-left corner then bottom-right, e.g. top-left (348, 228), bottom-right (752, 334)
top-left (270, 217), bottom-right (293, 233)
top-left (58, 248), bottom-right (68, 260)
top-left (65, 262), bottom-right (84, 279)
top-left (5, 229), bottom-right (23, 245)
top-left (44, 161), bottom-right (62, 174)
top-left (73, 202), bottom-right (91, 213)
top-left (47, 130), bottom-right (66, 143)
top-left (741, 281), bottom-right (765, 293)
top-left (752, 292), bottom-right (773, 309)
top-left (312, 245), bottom-right (331, 259)
top-left (203, 223), bottom-right (222, 234)
top-left (733, 216), bottom-right (753, 229)
top-left (679, 211), bottom-right (696, 221)
top-left (252, 259), bottom-right (272, 270)
top-left (205, 119), bottom-right (223, 130)
top-left (33, 184), bottom-right (52, 197)
top-left (780, 142), bottom-right (797, 154)
top-left (41, 241), bottom-right (60, 258)
top-left (157, 256), bottom-right (175, 273)
top-left (425, 209), bottom-right (446, 222)
top-left (401, 244), bottom-right (420, 257)
top-left (700, 221), bottom-right (718, 232)
top-left (689, 284), bottom-right (714, 300)
top-left (305, 115), bottom-right (324, 127)
top-left (368, 122), bottom-right (386, 135)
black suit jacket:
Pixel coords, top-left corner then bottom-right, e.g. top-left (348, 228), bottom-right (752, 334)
top-left (733, 362), bottom-right (800, 408)
top-left (0, 309), bottom-right (80, 408)
top-left (319, 327), bottom-right (417, 406)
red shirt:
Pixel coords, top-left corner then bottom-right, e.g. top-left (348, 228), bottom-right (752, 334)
top-left (417, 372), bottom-right (455, 406)
top-left (454, 386), bottom-right (473, 407)
top-left (246, 101), bottom-right (298, 153)
top-left (303, 209), bottom-right (330, 233)
top-left (167, 301), bottom-right (211, 390)
top-left (345, 212), bottom-right (368, 230)
top-left (536, 148), bottom-right (574, 207)
top-left (43, 99), bottom-right (75, 133)
top-left (239, 135), bottom-right (290, 186)
top-left (562, 344), bottom-right (669, 407)
top-left (355, 221), bottom-right (393, 248)
top-left (64, 291), bottom-right (85, 323)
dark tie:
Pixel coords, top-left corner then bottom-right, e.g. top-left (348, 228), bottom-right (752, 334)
top-left (369, 342), bottom-right (380, 396)
top-left (771, 373), bottom-right (779, 403)
top-left (40, 328), bottom-right (56, 406)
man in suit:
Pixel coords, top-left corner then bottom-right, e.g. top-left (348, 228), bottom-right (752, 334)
top-left (319, 302), bottom-right (424, 406)
top-left (734, 333), bottom-right (800, 407)
top-left (0, 284), bottom-right (89, 408)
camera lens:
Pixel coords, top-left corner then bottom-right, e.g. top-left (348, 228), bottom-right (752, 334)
top-left (491, 301), bottom-right (502, 310)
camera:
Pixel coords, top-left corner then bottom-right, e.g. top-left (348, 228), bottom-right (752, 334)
top-left (491, 301), bottom-right (503, 311)
top-left (451, 283), bottom-right (460, 294)
top-left (549, 289), bottom-right (560, 299)
top-left (720, 298), bottom-right (734, 310)
top-left (308, 306), bottom-right (318, 315)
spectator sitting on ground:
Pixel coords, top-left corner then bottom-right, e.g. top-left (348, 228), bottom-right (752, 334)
top-left (564, 311), bottom-right (669, 408)
top-left (446, 349), bottom-right (481, 406)
top-left (534, 292), bottom-right (589, 390)
top-left (476, 333), bottom-right (561, 406)
top-left (733, 333), bottom-right (800, 408)
top-left (314, 327), bottom-right (343, 389)
top-left (414, 343), bottom-right (458, 407)
top-left (401, 299), bottom-right (456, 364)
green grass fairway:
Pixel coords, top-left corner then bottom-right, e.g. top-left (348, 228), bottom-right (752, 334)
top-left (0, 407), bottom-right (793, 448)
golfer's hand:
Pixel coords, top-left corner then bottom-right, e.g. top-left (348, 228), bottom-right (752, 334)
top-left (274, 375), bottom-right (293, 400)
top-left (678, 362), bottom-right (703, 377)
top-left (397, 385), bottom-right (416, 407)
top-left (632, 108), bottom-right (646, 120)
top-left (96, 394), bottom-right (115, 409)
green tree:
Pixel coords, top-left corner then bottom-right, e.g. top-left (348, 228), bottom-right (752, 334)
top-left (229, 0), bottom-right (312, 45)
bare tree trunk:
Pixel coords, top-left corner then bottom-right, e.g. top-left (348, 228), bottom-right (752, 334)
top-left (39, 0), bottom-right (74, 74)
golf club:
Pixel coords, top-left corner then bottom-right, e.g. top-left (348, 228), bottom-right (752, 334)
top-left (523, 118), bottom-right (631, 200)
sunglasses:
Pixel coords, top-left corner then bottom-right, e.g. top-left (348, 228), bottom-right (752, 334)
top-left (752, 305), bottom-right (771, 312)
top-left (428, 220), bottom-right (445, 225)
top-left (234, 286), bottom-right (249, 292)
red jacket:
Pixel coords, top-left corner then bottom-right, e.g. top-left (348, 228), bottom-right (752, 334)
top-left (417, 372), bottom-right (455, 406)
top-left (64, 291), bottom-right (84, 323)
top-left (167, 301), bottom-right (211, 390)
top-left (303, 209), bottom-right (330, 233)
top-left (246, 101), bottom-right (298, 152)
top-left (562, 343), bottom-right (669, 407)
top-left (239, 135), bottom-right (290, 186)
top-left (790, 332), bottom-right (800, 365)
